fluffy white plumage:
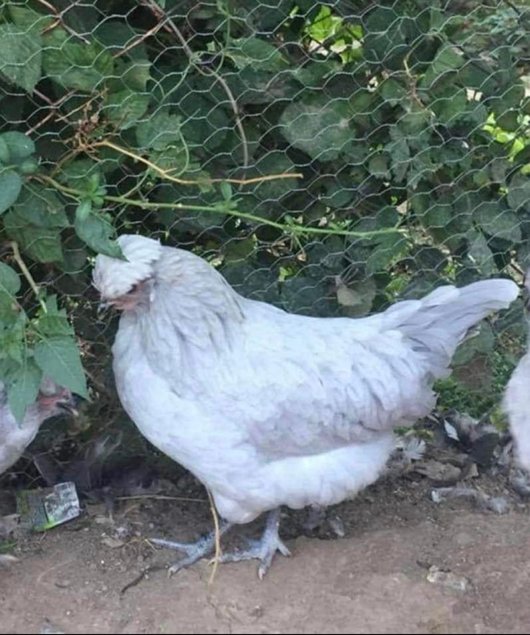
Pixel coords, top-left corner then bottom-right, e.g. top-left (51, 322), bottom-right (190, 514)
top-left (94, 234), bottom-right (518, 571)
top-left (503, 274), bottom-right (530, 471)
top-left (0, 378), bottom-right (76, 475)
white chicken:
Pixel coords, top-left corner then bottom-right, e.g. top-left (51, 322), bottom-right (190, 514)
top-left (503, 273), bottom-right (530, 471)
top-left (0, 378), bottom-right (78, 476)
top-left (93, 234), bottom-right (518, 576)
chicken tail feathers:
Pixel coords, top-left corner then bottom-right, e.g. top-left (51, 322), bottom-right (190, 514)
top-left (381, 279), bottom-right (519, 376)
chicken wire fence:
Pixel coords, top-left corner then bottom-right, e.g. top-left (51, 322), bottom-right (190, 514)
top-left (0, 0), bottom-right (529, 484)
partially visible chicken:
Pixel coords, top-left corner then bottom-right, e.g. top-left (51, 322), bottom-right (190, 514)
top-left (0, 377), bottom-right (78, 475)
top-left (503, 273), bottom-right (530, 471)
top-left (93, 234), bottom-right (518, 577)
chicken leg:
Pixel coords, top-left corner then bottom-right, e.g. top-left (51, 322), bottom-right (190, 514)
top-left (151, 520), bottom-right (232, 575)
top-left (217, 508), bottom-right (291, 579)
top-left (151, 508), bottom-right (290, 578)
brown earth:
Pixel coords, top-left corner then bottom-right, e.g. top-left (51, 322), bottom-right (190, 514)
top-left (1, 473), bottom-right (530, 634)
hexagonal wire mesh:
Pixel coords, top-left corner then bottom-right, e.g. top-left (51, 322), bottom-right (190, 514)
top-left (0, 0), bottom-right (529, 488)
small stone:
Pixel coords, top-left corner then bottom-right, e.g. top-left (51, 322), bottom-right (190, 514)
top-left (101, 536), bottom-right (125, 549)
top-left (413, 460), bottom-right (461, 484)
top-left (427, 565), bottom-right (470, 592)
top-left (40, 620), bottom-right (65, 634)
top-left (54, 579), bottom-right (71, 589)
top-left (329, 516), bottom-right (345, 538)
top-left (249, 605), bottom-right (264, 618)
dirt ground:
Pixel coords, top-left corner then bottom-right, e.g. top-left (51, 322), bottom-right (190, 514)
top-left (1, 470), bottom-right (530, 635)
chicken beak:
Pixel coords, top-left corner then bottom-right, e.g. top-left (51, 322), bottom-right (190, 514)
top-left (57, 394), bottom-right (82, 417)
top-left (97, 301), bottom-right (110, 319)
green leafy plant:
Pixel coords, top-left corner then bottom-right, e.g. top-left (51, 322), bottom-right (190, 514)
top-left (0, 0), bottom-right (529, 419)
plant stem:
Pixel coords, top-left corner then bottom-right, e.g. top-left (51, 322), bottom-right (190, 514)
top-left (10, 242), bottom-right (47, 313)
top-left (93, 140), bottom-right (300, 186)
top-left (38, 174), bottom-right (404, 240)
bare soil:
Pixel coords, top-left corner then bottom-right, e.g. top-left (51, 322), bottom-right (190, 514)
top-left (1, 472), bottom-right (530, 634)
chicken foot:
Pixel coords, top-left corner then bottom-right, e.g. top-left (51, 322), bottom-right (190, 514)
top-left (151, 508), bottom-right (290, 578)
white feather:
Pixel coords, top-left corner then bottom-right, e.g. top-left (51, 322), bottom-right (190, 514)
top-left (504, 279), bottom-right (530, 472)
top-left (97, 235), bottom-right (519, 524)
top-left (0, 379), bottom-right (68, 475)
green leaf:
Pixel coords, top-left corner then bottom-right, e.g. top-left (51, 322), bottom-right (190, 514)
top-left (420, 203), bottom-right (453, 229)
top-left (240, 151), bottom-right (298, 207)
top-left (75, 199), bottom-right (92, 223)
top-left (398, 105), bottom-right (432, 135)
top-left (20, 158), bottom-right (39, 175)
top-left (431, 89), bottom-right (468, 124)
top-left (452, 323), bottom-right (494, 366)
top-left (117, 59), bottom-right (151, 92)
top-left (222, 238), bottom-right (255, 263)
top-left (11, 185), bottom-right (68, 227)
top-left (507, 174), bottom-right (530, 213)
top-left (410, 246), bottom-right (447, 274)
top-left (0, 137), bottom-right (10, 164)
top-left (149, 146), bottom-right (190, 176)
top-left (293, 61), bottom-right (341, 88)
top-left (0, 262), bottom-right (21, 307)
top-left (380, 78), bottom-right (408, 106)
top-left (305, 5), bottom-right (343, 43)
top-left (0, 170), bottom-right (22, 214)
top-left (489, 158), bottom-right (508, 184)
top-left (431, 46), bottom-right (464, 74)
top-left (517, 240), bottom-right (530, 269)
top-left (7, 361), bottom-right (43, 423)
top-left (496, 110), bottom-right (519, 132)
top-left (43, 39), bottom-right (114, 92)
top-left (220, 182), bottom-right (232, 202)
top-left (59, 159), bottom-right (102, 193)
top-left (226, 38), bottom-right (288, 72)
top-left (420, 46), bottom-right (463, 89)
top-left (386, 134), bottom-right (410, 182)
top-left (0, 23), bottom-right (42, 92)
top-left (4, 219), bottom-right (64, 262)
top-left (177, 94), bottom-right (228, 151)
top-left (490, 83), bottom-right (525, 118)
top-left (281, 274), bottom-right (336, 317)
top-left (8, 5), bottom-right (54, 32)
top-left (368, 154), bottom-right (390, 179)
top-left (224, 66), bottom-right (298, 106)
top-left (34, 336), bottom-right (88, 398)
top-left (364, 7), bottom-right (406, 69)
top-left (0, 131), bottom-right (36, 162)
top-left (38, 314), bottom-right (75, 338)
top-left (366, 235), bottom-right (408, 274)
top-left (467, 229), bottom-right (497, 276)
top-left (280, 97), bottom-right (353, 162)
top-left (37, 299), bottom-right (75, 337)
top-left (104, 89), bottom-right (150, 130)
top-left (0, 313), bottom-right (25, 360)
top-left (74, 213), bottom-right (122, 258)
top-left (247, 0), bottom-right (293, 31)
top-left (93, 21), bottom-right (148, 61)
top-left (4, 185), bottom-right (69, 263)
top-left (136, 110), bottom-right (182, 150)
top-left (318, 177), bottom-right (357, 209)
top-left (474, 202), bottom-right (521, 242)
top-left (335, 278), bottom-right (377, 317)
